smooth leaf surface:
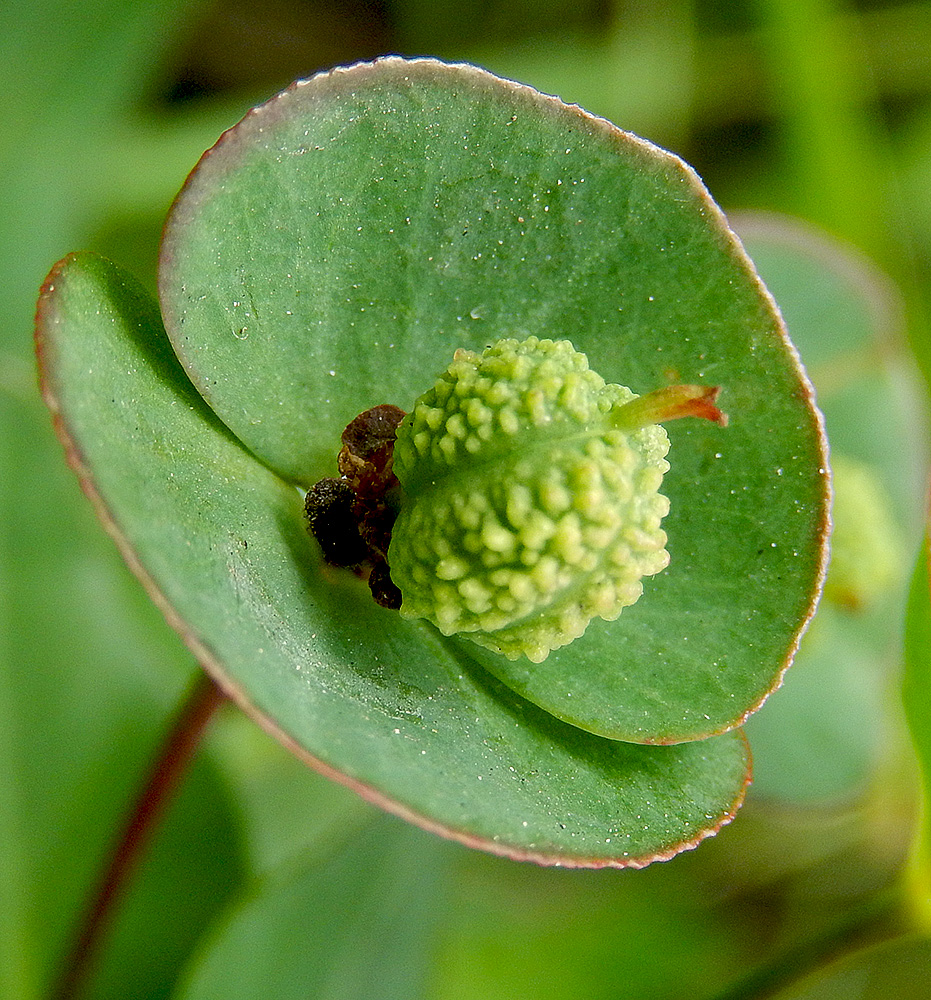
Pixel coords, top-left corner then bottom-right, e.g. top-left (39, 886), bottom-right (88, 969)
top-left (206, 705), bottom-right (375, 876)
top-left (37, 251), bottom-right (749, 867)
top-left (177, 817), bottom-right (448, 1000)
top-left (737, 217), bottom-right (920, 803)
top-left (433, 847), bottom-right (753, 1000)
top-left (745, 607), bottom-right (887, 804)
top-left (159, 57), bottom-right (828, 742)
top-left (737, 216), bottom-right (927, 533)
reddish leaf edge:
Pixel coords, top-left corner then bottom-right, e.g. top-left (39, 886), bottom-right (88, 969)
top-left (157, 55), bottom-right (832, 744)
top-left (34, 252), bottom-right (751, 869)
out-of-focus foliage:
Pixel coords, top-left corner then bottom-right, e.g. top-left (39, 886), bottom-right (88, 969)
top-left (5, 2), bottom-right (931, 999)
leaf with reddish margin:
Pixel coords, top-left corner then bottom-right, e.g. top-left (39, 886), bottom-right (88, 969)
top-left (156, 58), bottom-right (828, 743)
top-left (36, 250), bottom-right (750, 868)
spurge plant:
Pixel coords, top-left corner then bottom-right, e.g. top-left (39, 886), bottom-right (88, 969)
top-left (36, 57), bottom-right (829, 869)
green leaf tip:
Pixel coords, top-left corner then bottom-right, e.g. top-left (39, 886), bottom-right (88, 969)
top-left (309, 336), bottom-right (727, 664)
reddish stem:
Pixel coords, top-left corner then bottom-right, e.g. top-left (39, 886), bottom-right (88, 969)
top-left (51, 670), bottom-right (226, 1000)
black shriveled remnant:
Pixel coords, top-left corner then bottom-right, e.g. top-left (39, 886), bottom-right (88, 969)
top-left (304, 404), bottom-right (405, 609)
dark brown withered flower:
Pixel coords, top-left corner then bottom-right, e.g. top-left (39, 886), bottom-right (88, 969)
top-left (304, 405), bottom-right (406, 608)
top-left (303, 478), bottom-right (368, 568)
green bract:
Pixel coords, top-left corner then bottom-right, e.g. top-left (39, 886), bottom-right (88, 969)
top-left (35, 57), bottom-right (829, 867)
top-left (389, 336), bottom-right (671, 662)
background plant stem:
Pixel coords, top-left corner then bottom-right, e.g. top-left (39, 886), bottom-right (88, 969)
top-left (51, 670), bottom-right (226, 1000)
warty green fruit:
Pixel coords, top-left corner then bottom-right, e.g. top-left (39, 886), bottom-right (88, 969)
top-left (387, 336), bottom-right (690, 663)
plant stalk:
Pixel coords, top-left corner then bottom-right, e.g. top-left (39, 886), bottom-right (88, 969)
top-left (51, 670), bottom-right (226, 1000)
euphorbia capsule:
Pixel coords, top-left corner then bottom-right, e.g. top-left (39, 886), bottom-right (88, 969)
top-left (385, 336), bottom-right (725, 662)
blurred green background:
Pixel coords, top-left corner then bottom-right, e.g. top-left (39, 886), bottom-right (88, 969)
top-left (5, 1), bottom-right (931, 998)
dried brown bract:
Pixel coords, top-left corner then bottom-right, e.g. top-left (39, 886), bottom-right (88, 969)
top-left (305, 404), bottom-right (406, 608)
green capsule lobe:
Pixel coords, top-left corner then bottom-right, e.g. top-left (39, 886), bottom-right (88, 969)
top-left (387, 337), bottom-right (672, 662)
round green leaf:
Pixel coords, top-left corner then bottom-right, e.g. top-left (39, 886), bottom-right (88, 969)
top-left (158, 58), bottom-right (828, 742)
top-left (36, 251), bottom-right (750, 868)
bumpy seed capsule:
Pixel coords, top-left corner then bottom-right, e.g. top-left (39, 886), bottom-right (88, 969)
top-left (387, 336), bottom-right (724, 662)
